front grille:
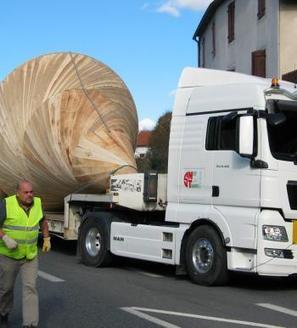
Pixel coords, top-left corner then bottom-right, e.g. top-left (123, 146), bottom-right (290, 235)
top-left (287, 181), bottom-right (297, 210)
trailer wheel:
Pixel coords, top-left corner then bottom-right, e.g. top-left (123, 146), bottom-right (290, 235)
top-left (78, 217), bottom-right (112, 267)
top-left (186, 225), bottom-right (228, 286)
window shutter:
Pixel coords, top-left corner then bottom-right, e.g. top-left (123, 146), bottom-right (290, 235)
top-left (258, 0), bottom-right (265, 19)
top-left (228, 1), bottom-right (235, 43)
top-left (201, 37), bottom-right (206, 67)
top-left (282, 70), bottom-right (297, 84)
top-left (212, 21), bottom-right (216, 56)
top-left (252, 50), bottom-right (266, 77)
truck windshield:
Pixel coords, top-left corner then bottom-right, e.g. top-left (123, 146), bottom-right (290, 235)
top-left (267, 100), bottom-right (297, 162)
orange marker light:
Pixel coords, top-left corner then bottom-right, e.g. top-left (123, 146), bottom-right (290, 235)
top-left (271, 77), bottom-right (280, 88)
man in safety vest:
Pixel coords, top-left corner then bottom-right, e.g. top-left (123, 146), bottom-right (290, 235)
top-left (0, 180), bottom-right (51, 328)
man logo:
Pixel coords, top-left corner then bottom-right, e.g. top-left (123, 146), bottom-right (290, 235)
top-left (113, 236), bottom-right (124, 242)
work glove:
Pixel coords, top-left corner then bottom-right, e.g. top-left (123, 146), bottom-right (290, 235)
top-left (42, 237), bottom-right (51, 252)
top-left (2, 235), bottom-right (18, 250)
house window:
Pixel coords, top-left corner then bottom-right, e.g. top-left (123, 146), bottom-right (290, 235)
top-left (228, 1), bottom-right (235, 43)
top-left (212, 21), bottom-right (216, 56)
top-left (258, 0), bottom-right (265, 19)
top-left (201, 37), bottom-right (206, 67)
top-left (252, 49), bottom-right (266, 77)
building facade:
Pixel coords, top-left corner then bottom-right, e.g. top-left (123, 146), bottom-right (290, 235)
top-left (135, 130), bottom-right (151, 158)
top-left (193, 0), bottom-right (297, 81)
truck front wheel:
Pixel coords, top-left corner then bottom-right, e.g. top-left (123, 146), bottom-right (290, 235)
top-left (186, 225), bottom-right (228, 286)
top-left (78, 217), bottom-right (112, 267)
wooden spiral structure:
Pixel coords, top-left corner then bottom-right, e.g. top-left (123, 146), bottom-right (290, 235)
top-left (0, 52), bottom-right (138, 210)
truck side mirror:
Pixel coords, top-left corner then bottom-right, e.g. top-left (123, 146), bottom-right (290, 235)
top-left (237, 115), bottom-right (254, 158)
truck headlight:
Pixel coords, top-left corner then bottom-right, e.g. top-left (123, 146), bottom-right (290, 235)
top-left (262, 225), bottom-right (288, 242)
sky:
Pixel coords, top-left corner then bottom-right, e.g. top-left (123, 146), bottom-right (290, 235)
top-left (0, 0), bottom-right (212, 130)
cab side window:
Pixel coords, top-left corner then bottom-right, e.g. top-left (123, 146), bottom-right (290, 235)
top-left (206, 115), bottom-right (237, 151)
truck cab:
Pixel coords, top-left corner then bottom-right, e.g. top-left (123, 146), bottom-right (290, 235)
top-left (166, 68), bottom-right (297, 284)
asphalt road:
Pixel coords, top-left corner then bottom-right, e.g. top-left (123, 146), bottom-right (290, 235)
top-left (9, 237), bottom-right (297, 328)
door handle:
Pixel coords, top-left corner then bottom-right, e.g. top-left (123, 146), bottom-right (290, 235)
top-left (212, 186), bottom-right (219, 197)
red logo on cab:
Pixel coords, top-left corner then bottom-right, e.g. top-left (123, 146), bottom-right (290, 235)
top-left (184, 171), bottom-right (193, 188)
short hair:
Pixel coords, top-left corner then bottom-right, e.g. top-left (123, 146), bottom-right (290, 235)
top-left (16, 179), bottom-right (32, 191)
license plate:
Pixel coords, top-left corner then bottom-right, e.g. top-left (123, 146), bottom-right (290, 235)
top-left (293, 221), bottom-right (297, 244)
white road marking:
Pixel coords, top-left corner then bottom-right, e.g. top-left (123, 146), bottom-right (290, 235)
top-left (121, 307), bottom-right (181, 328)
top-left (38, 270), bottom-right (65, 282)
top-left (257, 303), bottom-right (297, 318)
top-left (121, 307), bottom-right (285, 328)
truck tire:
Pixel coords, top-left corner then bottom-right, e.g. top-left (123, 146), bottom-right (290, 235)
top-left (186, 225), bottom-right (228, 286)
top-left (78, 217), bottom-right (112, 267)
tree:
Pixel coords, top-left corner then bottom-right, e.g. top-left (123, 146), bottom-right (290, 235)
top-left (135, 154), bottom-right (151, 173)
top-left (149, 111), bottom-right (172, 173)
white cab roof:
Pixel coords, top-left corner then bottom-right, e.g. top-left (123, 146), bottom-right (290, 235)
top-left (173, 68), bottom-right (297, 116)
top-left (178, 67), bottom-right (293, 88)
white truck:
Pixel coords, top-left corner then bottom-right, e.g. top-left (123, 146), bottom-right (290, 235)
top-left (47, 68), bottom-right (297, 285)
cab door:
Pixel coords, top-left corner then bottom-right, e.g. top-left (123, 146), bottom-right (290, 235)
top-left (209, 112), bottom-right (261, 249)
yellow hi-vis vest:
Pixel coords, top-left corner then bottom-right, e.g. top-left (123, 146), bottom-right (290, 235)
top-left (0, 195), bottom-right (43, 260)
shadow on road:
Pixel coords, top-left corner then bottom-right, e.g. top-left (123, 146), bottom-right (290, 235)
top-left (228, 271), bottom-right (297, 291)
top-left (41, 235), bottom-right (297, 290)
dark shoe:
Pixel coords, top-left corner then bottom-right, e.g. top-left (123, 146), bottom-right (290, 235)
top-left (0, 314), bottom-right (9, 328)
